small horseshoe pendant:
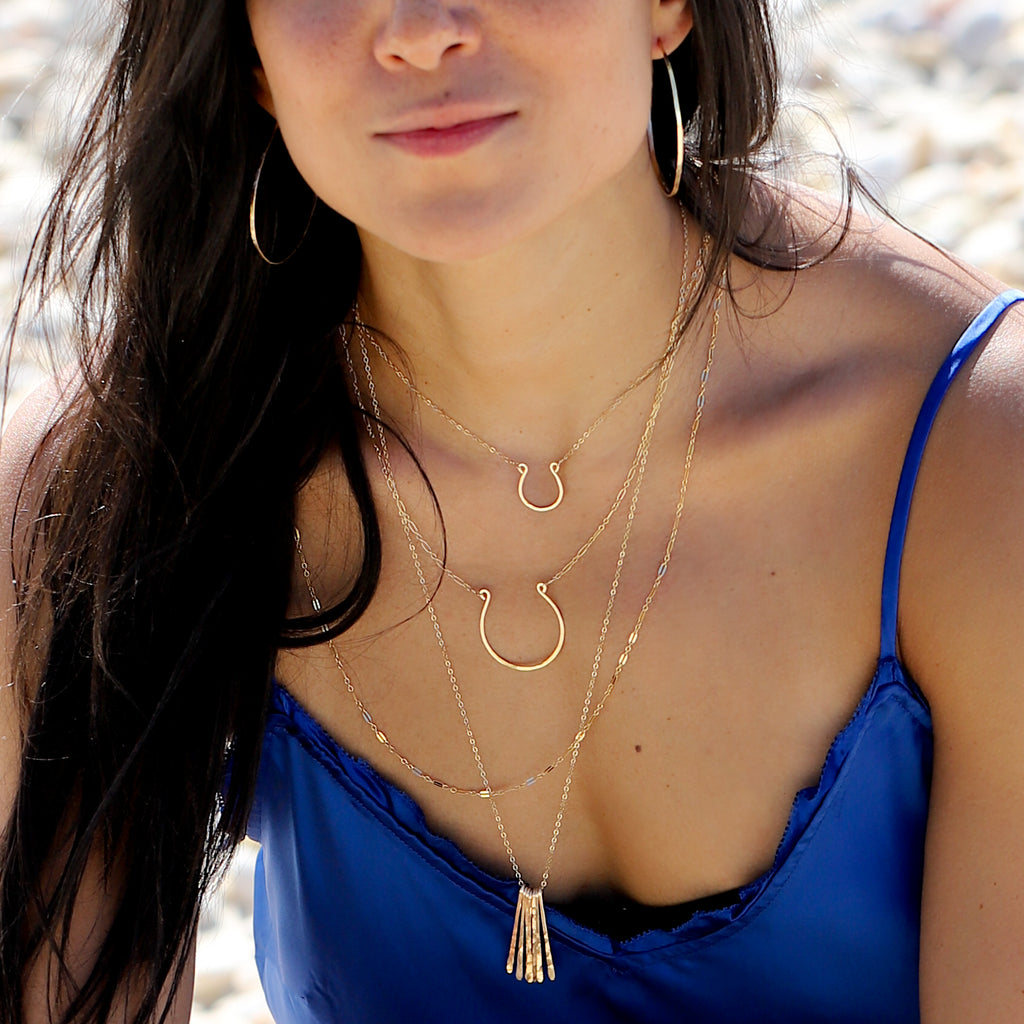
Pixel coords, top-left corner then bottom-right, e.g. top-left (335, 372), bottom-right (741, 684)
top-left (517, 462), bottom-right (564, 513)
top-left (478, 583), bottom-right (566, 672)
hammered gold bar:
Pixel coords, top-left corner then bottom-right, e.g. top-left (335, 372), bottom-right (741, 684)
top-left (533, 896), bottom-right (544, 983)
top-left (506, 890), bottom-right (523, 974)
top-left (537, 890), bottom-right (556, 981)
top-left (516, 890), bottom-right (527, 981)
top-left (527, 893), bottom-right (538, 983)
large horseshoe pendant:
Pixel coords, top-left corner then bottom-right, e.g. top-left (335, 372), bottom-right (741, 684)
top-left (478, 583), bottom-right (566, 672)
top-left (517, 462), bottom-right (564, 513)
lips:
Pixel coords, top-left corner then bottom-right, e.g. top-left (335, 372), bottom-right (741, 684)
top-left (375, 107), bottom-right (517, 158)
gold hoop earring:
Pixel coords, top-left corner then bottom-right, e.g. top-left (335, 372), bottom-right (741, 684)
top-left (647, 54), bottom-right (684, 199)
top-left (249, 126), bottom-right (318, 266)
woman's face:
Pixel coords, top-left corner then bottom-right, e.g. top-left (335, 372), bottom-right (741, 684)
top-left (246, 0), bottom-right (692, 263)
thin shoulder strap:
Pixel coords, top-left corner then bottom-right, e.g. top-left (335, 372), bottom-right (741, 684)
top-left (880, 289), bottom-right (1024, 660)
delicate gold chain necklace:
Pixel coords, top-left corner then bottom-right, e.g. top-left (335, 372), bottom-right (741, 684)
top-left (358, 329), bottom-right (663, 514)
top-left (348, 234), bottom-right (705, 674)
top-left (353, 221), bottom-right (692, 516)
top-left (361, 346), bottom-right (651, 982)
top-left (349, 320), bottom-right (672, 673)
top-left (296, 270), bottom-right (725, 983)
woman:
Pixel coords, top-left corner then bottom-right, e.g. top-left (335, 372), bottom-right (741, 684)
top-left (1, 0), bottom-right (1022, 1021)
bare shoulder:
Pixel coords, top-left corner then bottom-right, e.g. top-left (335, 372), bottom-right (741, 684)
top-left (1, 377), bottom-right (79, 819)
top-left (903, 294), bottom-right (1024, 1021)
top-left (735, 190), bottom-right (1024, 654)
top-left (1, 374), bottom-right (197, 1024)
top-left (719, 190), bottom-right (1013, 445)
top-left (719, 191), bottom-right (1017, 490)
top-left (750, 184), bottom-right (1024, 583)
top-left (824, 215), bottom-right (1024, 1016)
top-left (0, 374), bottom-right (82, 611)
top-left (768, 197), bottom-right (1024, 1019)
top-left (892, 262), bottom-right (1024, 691)
top-left (744, 186), bottom-right (1009, 351)
top-left (0, 378), bottom-right (75, 534)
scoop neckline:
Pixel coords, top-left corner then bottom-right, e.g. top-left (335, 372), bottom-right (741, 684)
top-left (264, 655), bottom-right (930, 958)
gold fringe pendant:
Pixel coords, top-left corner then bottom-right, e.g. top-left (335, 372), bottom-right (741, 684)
top-left (505, 886), bottom-right (555, 983)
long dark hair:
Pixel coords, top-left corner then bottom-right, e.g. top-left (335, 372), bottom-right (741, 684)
top-left (0, 1), bottom-right (845, 1020)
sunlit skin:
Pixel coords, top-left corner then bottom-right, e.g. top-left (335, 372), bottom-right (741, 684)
top-left (241, 4), bottom-right (1024, 1023)
top-left (248, 0), bottom-right (690, 263)
top-left (246, 0), bottom-right (701, 525)
top-left (2, 0), bottom-right (1022, 1020)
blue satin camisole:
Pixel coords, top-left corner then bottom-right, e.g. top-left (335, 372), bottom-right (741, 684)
top-left (248, 291), bottom-right (1024, 1023)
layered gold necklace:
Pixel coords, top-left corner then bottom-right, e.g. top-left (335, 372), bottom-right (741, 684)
top-left (296, 234), bottom-right (725, 984)
top-left (351, 315), bottom-right (677, 674)
top-left (350, 225), bottom-right (701, 674)
top-left (356, 317), bottom-right (676, 515)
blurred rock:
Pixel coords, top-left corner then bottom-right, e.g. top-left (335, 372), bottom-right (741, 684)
top-left (944, 5), bottom-right (1005, 69)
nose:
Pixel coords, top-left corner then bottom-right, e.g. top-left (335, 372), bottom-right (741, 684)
top-left (374, 0), bottom-right (481, 71)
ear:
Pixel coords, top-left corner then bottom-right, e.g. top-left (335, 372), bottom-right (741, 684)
top-left (651, 0), bottom-right (694, 59)
top-left (251, 64), bottom-right (277, 119)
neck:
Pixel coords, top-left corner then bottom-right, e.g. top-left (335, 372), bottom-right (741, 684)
top-left (354, 153), bottom-right (700, 463)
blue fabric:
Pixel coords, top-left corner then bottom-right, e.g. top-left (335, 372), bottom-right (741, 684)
top-left (880, 290), bottom-right (1024, 658)
top-left (249, 291), bottom-right (1023, 1023)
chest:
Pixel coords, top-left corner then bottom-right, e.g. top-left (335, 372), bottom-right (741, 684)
top-left (252, 663), bottom-right (932, 1023)
top-left (277, 393), bottom-right (909, 905)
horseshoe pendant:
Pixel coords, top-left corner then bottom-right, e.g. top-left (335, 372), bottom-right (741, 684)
top-left (478, 583), bottom-right (566, 672)
top-left (516, 462), bottom-right (564, 513)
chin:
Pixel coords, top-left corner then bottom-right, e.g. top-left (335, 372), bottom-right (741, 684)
top-left (388, 229), bottom-right (526, 265)
top-left (358, 190), bottom-right (556, 265)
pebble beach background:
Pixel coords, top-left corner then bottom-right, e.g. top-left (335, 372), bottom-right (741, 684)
top-left (2, 1), bottom-right (1022, 1020)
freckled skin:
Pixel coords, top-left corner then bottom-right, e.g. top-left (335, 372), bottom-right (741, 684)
top-left (245, 0), bottom-right (676, 262)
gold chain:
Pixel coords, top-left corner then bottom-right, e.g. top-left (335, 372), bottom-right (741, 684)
top-left (350, 312), bottom-right (678, 674)
top-left (353, 218), bottom-right (693, 515)
top-left (351, 287), bottom-right (690, 598)
top-left (363, 268), bottom-right (723, 982)
top-left (345, 225), bottom-right (703, 672)
top-left (345, 236), bottom-right (705, 674)
top-left (360, 326), bottom-right (666, 473)
top-left (295, 266), bottom-right (725, 809)
top-left (297, 260), bottom-right (725, 982)
top-left (361, 329), bottom-right (653, 984)
top-left (346, 315), bottom-right (668, 793)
